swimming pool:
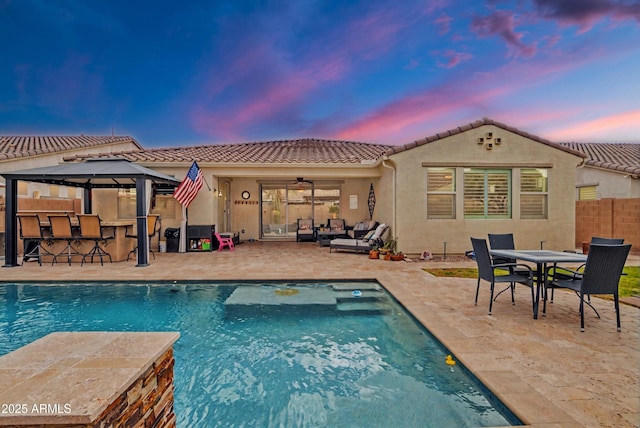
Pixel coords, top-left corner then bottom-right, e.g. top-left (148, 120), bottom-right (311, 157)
top-left (0, 281), bottom-right (520, 427)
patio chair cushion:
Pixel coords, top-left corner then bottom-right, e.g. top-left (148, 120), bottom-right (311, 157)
top-left (331, 222), bottom-right (344, 231)
top-left (364, 219), bottom-right (377, 230)
top-left (353, 221), bottom-right (367, 231)
top-left (371, 223), bottom-right (386, 240)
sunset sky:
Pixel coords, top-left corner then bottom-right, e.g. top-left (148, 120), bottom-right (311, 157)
top-left (1, 0), bottom-right (639, 147)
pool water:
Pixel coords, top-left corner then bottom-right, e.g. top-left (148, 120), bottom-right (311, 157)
top-left (0, 282), bottom-right (519, 427)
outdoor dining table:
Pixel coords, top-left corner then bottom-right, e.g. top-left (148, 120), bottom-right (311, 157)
top-left (489, 249), bottom-right (588, 319)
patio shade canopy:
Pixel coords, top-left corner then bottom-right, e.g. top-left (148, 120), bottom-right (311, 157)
top-left (2, 158), bottom-right (181, 267)
top-left (1, 157), bottom-right (180, 189)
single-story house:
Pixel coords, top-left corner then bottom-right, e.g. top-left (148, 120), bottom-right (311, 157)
top-left (55, 118), bottom-right (585, 255)
top-left (0, 136), bottom-right (143, 257)
top-left (558, 142), bottom-right (639, 252)
top-left (559, 142), bottom-right (640, 200)
top-left (0, 135), bottom-right (142, 200)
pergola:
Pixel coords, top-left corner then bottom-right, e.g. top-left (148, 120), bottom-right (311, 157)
top-left (1, 158), bottom-right (180, 267)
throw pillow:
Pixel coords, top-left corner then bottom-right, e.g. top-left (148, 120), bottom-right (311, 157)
top-left (362, 230), bottom-right (376, 241)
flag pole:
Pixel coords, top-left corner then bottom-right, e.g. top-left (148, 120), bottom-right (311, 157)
top-left (194, 161), bottom-right (211, 191)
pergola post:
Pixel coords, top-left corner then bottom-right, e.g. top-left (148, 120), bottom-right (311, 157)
top-left (135, 178), bottom-right (149, 267)
top-left (3, 178), bottom-right (19, 267)
top-left (83, 188), bottom-right (91, 214)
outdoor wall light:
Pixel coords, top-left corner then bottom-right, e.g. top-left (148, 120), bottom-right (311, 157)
top-left (212, 188), bottom-right (223, 197)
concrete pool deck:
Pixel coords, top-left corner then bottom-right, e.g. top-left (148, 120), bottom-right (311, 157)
top-left (1, 241), bottom-right (639, 427)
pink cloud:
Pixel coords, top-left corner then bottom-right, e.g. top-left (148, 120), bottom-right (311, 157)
top-left (334, 45), bottom-right (620, 144)
top-left (190, 6), bottom-right (430, 140)
top-left (435, 14), bottom-right (453, 35)
top-left (471, 10), bottom-right (537, 58)
top-left (546, 110), bottom-right (640, 141)
top-left (533, 0), bottom-right (640, 32)
top-left (438, 50), bottom-right (473, 68)
top-left (335, 81), bottom-right (509, 143)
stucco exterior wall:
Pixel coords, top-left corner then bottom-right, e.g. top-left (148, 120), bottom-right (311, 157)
top-left (576, 167), bottom-right (640, 199)
top-left (389, 125), bottom-right (583, 255)
top-left (129, 165), bottom-right (386, 242)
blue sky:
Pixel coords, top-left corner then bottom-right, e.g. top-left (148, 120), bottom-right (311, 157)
top-left (1, 0), bottom-right (639, 147)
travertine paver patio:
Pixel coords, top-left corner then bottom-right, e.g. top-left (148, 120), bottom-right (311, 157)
top-left (1, 241), bottom-right (638, 427)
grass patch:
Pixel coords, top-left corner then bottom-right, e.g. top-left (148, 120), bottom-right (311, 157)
top-left (620, 266), bottom-right (639, 297)
top-left (424, 266), bottom-right (639, 297)
top-left (424, 268), bottom-right (478, 279)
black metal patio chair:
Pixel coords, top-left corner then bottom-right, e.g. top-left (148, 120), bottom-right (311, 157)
top-left (546, 243), bottom-right (631, 331)
top-left (471, 237), bottom-right (534, 315)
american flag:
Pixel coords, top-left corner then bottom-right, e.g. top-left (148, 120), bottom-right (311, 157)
top-left (173, 161), bottom-right (204, 207)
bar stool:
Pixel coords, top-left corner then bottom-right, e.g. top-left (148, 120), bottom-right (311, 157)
top-left (17, 214), bottom-right (54, 266)
top-left (78, 214), bottom-right (114, 266)
top-left (126, 214), bottom-right (160, 261)
top-left (48, 215), bottom-right (83, 266)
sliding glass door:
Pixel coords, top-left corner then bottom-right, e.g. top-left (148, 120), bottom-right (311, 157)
top-left (261, 184), bottom-right (312, 238)
top-left (260, 182), bottom-right (339, 239)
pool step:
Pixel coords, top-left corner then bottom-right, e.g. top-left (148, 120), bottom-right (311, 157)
top-left (331, 283), bottom-right (382, 292)
top-left (336, 301), bottom-right (392, 315)
top-left (224, 284), bottom-right (392, 317)
top-left (335, 290), bottom-right (386, 302)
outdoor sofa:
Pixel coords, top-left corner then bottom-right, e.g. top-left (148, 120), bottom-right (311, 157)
top-left (329, 224), bottom-right (388, 254)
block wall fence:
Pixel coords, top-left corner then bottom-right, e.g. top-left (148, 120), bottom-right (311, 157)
top-left (576, 198), bottom-right (640, 253)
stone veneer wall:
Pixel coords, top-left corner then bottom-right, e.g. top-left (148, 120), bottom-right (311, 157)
top-left (92, 348), bottom-right (176, 428)
top-left (9, 348), bottom-right (176, 428)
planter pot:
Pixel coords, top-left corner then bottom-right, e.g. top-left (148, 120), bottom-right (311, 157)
top-left (369, 251), bottom-right (379, 259)
top-left (384, 253), bottom-right (392, 261)
top-left (390, 254), bottom-right (405, 261)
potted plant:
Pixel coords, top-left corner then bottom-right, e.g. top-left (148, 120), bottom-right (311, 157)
top-left (382, 236), bottom-right (398, 258)
top-left (329, 205), bottom-right (339, 219)
top-left (369, 247), bottom-right (380, 259)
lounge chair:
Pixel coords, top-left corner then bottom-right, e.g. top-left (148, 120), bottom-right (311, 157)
top-left (349, 219), bottom-right (379, 239)
top-left (329, 224), bottom-right (388, 254)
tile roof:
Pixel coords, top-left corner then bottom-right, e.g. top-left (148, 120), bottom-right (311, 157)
top-left (383, 117), bottom-right (587, 158)
top-left (65, 138), bottom-right (391, 164)
top-left (0, 136), bottom-right (142, 161)
top-left (559, 142), bottom-right (640, 176)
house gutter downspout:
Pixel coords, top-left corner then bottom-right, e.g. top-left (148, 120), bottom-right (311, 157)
top-left (382, 156), bottom-right (396, 235)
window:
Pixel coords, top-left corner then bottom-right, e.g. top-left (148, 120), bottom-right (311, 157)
top-left (117, 189), bottom-right (137, 218)
top-left (426, 168), bottom-right (455, 219)
top-left (464, 169), bottom-right (511, 218)
top-left (520, 169), bottom-right (548, 219)
top-left (117, 188), bottom-right (177, 219)
top-left (578, 185), bottom-right (597, 200)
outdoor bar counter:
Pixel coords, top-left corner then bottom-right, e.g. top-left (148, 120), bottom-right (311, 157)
top-left (0, 332), bottom-right (179, 427)
top-left (35, 219), bottom-right (136, 263)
